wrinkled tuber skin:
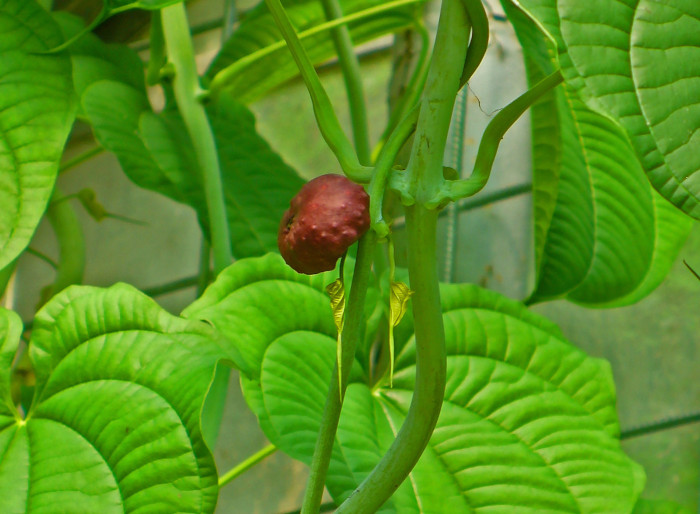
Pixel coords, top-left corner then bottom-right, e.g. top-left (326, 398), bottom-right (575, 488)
top-left (278, 174), bottom-right (370, 274)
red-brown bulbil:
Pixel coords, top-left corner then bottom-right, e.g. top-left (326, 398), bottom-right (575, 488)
top-left (278, 174), bottom-right (370, 274)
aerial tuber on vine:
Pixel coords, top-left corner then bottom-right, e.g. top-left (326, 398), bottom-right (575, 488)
top-left (278, 174), bottom-right (370, 274)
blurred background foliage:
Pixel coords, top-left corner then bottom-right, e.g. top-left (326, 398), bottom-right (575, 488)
top-left (6, 0), bottom-right (698, 511)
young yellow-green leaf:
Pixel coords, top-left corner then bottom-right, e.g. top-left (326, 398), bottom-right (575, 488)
top-left (388, 281), bottom-right (412, 386)
top-left (326, 278), bottom-right (345, 394)
top-left (0, 284), bottom-right (240, 512)
top-left (187, 254), bottom-right (645, 512)
top-left (0, 0), bottom-right (76, 270)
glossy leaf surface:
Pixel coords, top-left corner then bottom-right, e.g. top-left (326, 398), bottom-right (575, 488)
top-left (0, 284), bottom-right (238, 512)
top-left (0, 0), bottom-right (76, 270)
top-left (534, 0), bottom-right (700, 219)
top-left (186, 254), bottom-right (645, 512)
top-left (208, 0), bottom-right (421, 103)
top-left (503, 0), bottom-right (693, 306)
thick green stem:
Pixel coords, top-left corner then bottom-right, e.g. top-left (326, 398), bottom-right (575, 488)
top-left (404, 0), bottom-right (470, 204)
top-left (337, 205), bottom-right (445, 513)
top-left (337, 2), bottom-right (466, 510)
top-left (197, 238), bottom-right (211, 297)
top-left (161, 4), bottom-right (232, 275)
top-left (320, 0), bottom-right (371, 165)
top-left (218, 444), bottom-right (277, 487)
top-left (301, 233), bottom-right (377, 514)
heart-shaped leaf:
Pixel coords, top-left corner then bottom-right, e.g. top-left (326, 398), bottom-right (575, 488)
top-left (56, 14), bottom-right (305, 258)
top-left (523, 0), bottom-right (700, 220)
top-left (207, 0), bottom-right (422, 103)
top-left (186, 254), bottom-right (645, 512)
top-left (0, 283), bottom-right (239, 512)
top-left (0, 0), bottom-right (76, 270)
top-left (502, 0), bottom-right (693, 306)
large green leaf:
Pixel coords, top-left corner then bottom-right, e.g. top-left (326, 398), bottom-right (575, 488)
top-left (57, 15), bottom-right (305, 258)
top-left (186, 254), bottom-right (645, 512)
top-left (0, 0), bottom-right (76, 270)
top-left (547, 0), bottom-right (700, 219)
top-left (503, 0), bottom-right (693, 306)
top-left (0, 283), bottom-right (240, 512)
top-left (207, 0), bottom-right (421, 103)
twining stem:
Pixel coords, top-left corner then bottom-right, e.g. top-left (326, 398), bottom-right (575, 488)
top-left (338, 205), bottom-right (445, 513)
top-left (403, 0), bottom-right (470, 204)
top-left (444, 87), bottom-right (468, 282)
top-left (440, 70), bottom-right (563, 203)
top-left (221, 0), bottom-right (239, 43)
top-left (161, 4), bottom-right (232, 275)
top-left (374, 22), bottom-right (430, 161)
top-left (253, 0), bottom-right (369, 181)
top-left (337, 2), bottom-right (468, 510)
top-left (197, 239), bottom-right (211, 297)
top-left (621, 412), bottom-right (700, 440)
top-left (320, 0), bottom-right (371, 164)
top-left (218, 444), bottom-right (277, 487)
top-left (301, 232), bottom-right (377, 514)
top-left (0, 261), bottom-right (16, 302)
top-left (161, 3), bottom-right (232, 451)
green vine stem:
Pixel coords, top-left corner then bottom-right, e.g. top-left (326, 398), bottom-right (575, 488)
top-left (196, 239), bottom-right (211, 297)
top-left (218, 443), bottom-right (277, 488)
top-left (42, 188), bottom-right (85, 302)
top-left (161, 4), bottom-right (232, 275)
top-left (161, 2), bottom-right (233, 450)
top-left (59, 146), bottom-right (104, 175)
top-left (250, 0), bottom-right (374, 182)
top-left (337, 1), bottom-right (469, 511)
top-left (221, 0), bottom-right (239, 43)
top-left (301, 232), bottom-right (377, 514)
top-left (444, 86), bottom-right (468, 282)
top-left (435, 69), bottom-right (563, 205)
top-left (459, 0), bottom-right (489, 86)
top-left (402, 0), bottom-right (470, 204)
top-left (373, 22), bottom-right (430, 161)
top-left (369, 103), bottom-right (420, 237)
top-left (0, 260), bottom-right (16, 302)
top-left (338, 205), bottom-right (445, 513)
top-left (320, 0), bottom-right (371, 164)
